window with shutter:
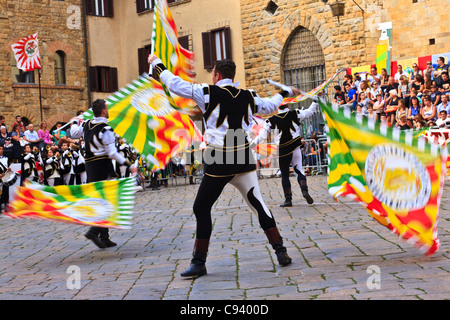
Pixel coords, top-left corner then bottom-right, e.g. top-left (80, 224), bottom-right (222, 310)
top-left (202, 32), bottom-right (214, 70)
top-left (202, 27), bottom-right (232, 70)
top-left (178, 35), bottom-right (190, 51)
top-left (109, 67), bottom-right (118, 92)
top-left (89, 66), bottom-right (118, 93)
top-left (85, 0), bottom-right (114, 17)
top-left (84, 0), bottom-right (94, 15)
top-left (89, 66), bottom-right (99, 92)
top-left (137, 0), bottom-right (154, 14)
top-left (138, 45), bottom-right (152, 75)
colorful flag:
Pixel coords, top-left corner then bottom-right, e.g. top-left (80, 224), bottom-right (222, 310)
top-left (280, 70), bottom-right (343, 106)
top-left (3, 177), bottom-right (136, 230)
top-left (151, 0), bottom-right (199, 115)
top-left (422, 128), bottom-right (450, 181)
top-left (152, 0), bottom-right (194, 82)
top-left (322, 100), bottom-right (446, 256)
top-left (11, 32), bottom-right (41, 72)
top-left (105, 74), bottom-right (201, 172)
top-left (254, 144), bottom-right (277, 157)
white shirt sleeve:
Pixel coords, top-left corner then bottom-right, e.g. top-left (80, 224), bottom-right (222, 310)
top-left (70, 123), bottom-right (83, 139)
top-left (296, 102), bottom-right (318, 120)
top-left (254, 93), bottom-right (285, 115)
top-left (101, 129), bottom-right (127, 165)
top-left (251, 120), bottom-right (272, 146)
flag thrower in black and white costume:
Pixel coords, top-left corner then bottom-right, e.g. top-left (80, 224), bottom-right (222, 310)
top-left (72, 144), bottom-right (87, 184)
top-left (70, 99), bottom-right (137, 249)
top-left (149, 54), bottom-right (302, 278)
top-left (44, 148), bottom-right (62, 187)
top-left (251, 89), bottom-right (323, 207)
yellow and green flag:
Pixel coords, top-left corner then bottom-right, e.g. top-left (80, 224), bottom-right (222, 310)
top-left (152, 0), bottom-right (194, 82)
top-left (321, 100), bottom-right (446, 256)
top-left (106, 74), bottom-right (201, 172)
top-left (4, 178), bottom-right (136, 229)
top-left (151, 0), bottom-right (198, 115)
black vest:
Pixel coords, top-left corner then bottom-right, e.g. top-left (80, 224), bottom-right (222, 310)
top-left (83, 120), bottom-right (110, 162)
top-left (268, 110), bottom-right (303, 157)
top-left (202, 85), bottom-right (257, 176)
top-left (203, 85), bottom-right (257, 147)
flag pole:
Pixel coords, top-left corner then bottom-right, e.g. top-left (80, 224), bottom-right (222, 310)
top-left (38, 69), bottom-right (43, 121)
top-left (149, 2), bottom-right (157, 76)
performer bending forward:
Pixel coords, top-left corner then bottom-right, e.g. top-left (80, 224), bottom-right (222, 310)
top-left (252, 93), bottom-right (322, 207)
top-left (70, 99), bottom-right (137, 248)
top-left (149, 54), bottom-right (300, 278)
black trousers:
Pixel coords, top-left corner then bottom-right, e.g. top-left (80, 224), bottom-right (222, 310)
top-left (86, 158), bottom-right (117, 239)
top-left (193, 171), bottom-right (276, 240)
top-left (278, 148), bottom-right (307, 191)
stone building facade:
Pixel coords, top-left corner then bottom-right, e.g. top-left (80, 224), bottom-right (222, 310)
top-left (240, 0), bottom-right (450, 96)
top-left (0, 0), bottom-right (89, 127)
top-left (1, 0), bottom-right (448, 130)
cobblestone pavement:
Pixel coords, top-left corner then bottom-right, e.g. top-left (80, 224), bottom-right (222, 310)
top-left (1, 175), bottom-right (450, 300)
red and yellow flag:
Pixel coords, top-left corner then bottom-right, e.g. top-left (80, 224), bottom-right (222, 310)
top-left (4, 178), bottom-right (136, 229)
top-left (322, 100), bottom-right (446, 256)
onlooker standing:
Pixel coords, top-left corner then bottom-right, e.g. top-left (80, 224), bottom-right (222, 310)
top-left (10, 123), bottom-right (25, 163)
top-left (38, 121), bottom-right (52, 149)
top-left (11, 115), bottom-right (25, 133)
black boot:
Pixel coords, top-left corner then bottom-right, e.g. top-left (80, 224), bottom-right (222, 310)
top-left (181, 239), bottom-right (209, 278)
top-left (301, 186), bottom-right (314, 204)
top-left (265, 227), bottom-right (292, 266)
top-left (84, 228), bottom-right (106, 249)
top-left (181, 251), bottom-right (207, 278)
top-left (100, 238), bottom-right (117, 248)
top-left (280, 187), bottom-right (292, 207)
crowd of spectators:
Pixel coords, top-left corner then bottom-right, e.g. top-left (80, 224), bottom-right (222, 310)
top-left (0, 115), bottom-right (80, 165)
top-left (334, 56), bottom-right (450, 130)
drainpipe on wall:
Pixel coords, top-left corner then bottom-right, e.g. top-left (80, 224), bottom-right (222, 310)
top-left (81, 0), bottom-right (92, 108)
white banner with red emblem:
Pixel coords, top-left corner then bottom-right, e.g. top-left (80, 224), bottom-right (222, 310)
top-left (11, 32), bottom-right (41, 72)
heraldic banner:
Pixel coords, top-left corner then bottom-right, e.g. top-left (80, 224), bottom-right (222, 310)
top-left (321, 100), bottom-right (446, 256)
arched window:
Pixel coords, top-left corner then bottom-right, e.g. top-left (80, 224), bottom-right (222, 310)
top-left (282, 26), bottom-right (326, 134)
top-left (54, 50), bottom-right (66, 85)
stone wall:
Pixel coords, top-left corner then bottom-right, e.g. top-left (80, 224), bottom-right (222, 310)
top-left (0, 0), bottom-right (89, 127)
top-left (240, 0), bottom-right (449, 96)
